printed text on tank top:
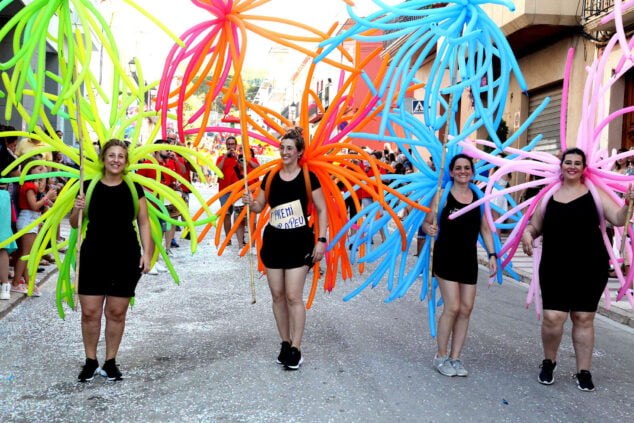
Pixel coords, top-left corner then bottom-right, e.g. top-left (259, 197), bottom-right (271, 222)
top-left (270, 199), bottom-right (305, 229)
top-left (268, 169), bottom-right (307, 229)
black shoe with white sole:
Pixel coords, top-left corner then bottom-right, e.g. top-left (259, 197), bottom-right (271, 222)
top-left (284, 347), bottom-right (303, 370)
top-left (538, 359), bottom-right (556, 385)
top-left (100, 358), bottom-right (123, 381)
top-left (276, 341), bottom-right (291, 365)
top-left (77, 358), bottom-right (99, 382)
top-left (576, 370), bottom-right (595, 392)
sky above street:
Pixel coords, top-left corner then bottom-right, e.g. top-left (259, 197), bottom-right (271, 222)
top-left (102, 0), bottom-right (400, 80)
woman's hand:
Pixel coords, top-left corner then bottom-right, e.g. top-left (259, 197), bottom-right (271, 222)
top-left (139, 254), bottom-right (152, 274)
top-left (489, 256), bottom-right (498, 276)
top-left (521, 230), bottom-right (535, 256)
top-left (423, 221), bottom-right (438, 237)
top-left (46, 188), bottom-right (58, 201)
top-left (312, 239), bottom-right (326, 262)
top-left (242, 191), bottom-right (254, 207)
top-left (625, 183), bottom-right (634, 205)
top-left (74, 194), bottom-right (86, 210)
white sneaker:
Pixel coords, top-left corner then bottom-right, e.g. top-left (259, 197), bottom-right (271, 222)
top-left (449, 358), bottom-right (468, 377)
top-left (154, 262), bottom-right (168, 273)
top-left (433, 355), bottom-right (457, 377)
top-left (147, 266), bottom-right (159, 275)
top-left (166, 249), bottom-right (175, 257)
top-left (0, 283), bottom-right (10, 300)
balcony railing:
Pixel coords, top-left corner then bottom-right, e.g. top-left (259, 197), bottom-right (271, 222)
top-left (582, 0), bottom-right (615, 21)
top-left (382, 2), bottom-right (448, 51)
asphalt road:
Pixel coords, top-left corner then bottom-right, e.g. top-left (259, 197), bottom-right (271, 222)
top-left (0, 230), bottom-right (633, 422)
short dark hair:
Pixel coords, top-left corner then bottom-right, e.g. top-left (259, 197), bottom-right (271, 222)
top-left (449, 153), bottom-right (474, 170)
top-left (226, 136), bottom-right (237, 144)
top-left (0, 125), bottom-right (17, 145)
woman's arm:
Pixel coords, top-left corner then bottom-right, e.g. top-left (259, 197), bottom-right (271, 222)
top-left (136, 197), bottom-right (154, 274)
top-left (422, 191), bottom-right (440, 236)
top-left (480, 217), bottom-right (498, 276)
top-left (247, 158), bottom-right (259, 169)
top-left (26, 186), bottom-right (56, 212)
top-left (602, 183), bottom-right (634, 227)
top-left (521, 198), bottom-right (544, 256)
top-left (311, 187), bottom-right (328, 262)
top-left (242, 188), bottom-right (266, 213)
top-left (312, 187), bottom-right (328, 240)
top-left (69, 194), bottom-right (85, 229)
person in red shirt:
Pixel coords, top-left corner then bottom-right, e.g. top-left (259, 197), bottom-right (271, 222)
top-left (168, 133), bottom-right (192, 193)
top-left (11, 161), bottom-right (57, 296)
top-left (232, 150), bottom-right (260, 247)
top-left (216, 136), bottom-right (240, 244)
top-left (137, 139), bottom-right (185, 256)
top-left (167, 133), bottom-right (193, 247)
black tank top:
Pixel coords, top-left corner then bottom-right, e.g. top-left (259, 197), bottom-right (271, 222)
top-left (437, 190), bottom-right (481, 248)
top-left (432, 189), bottom-right (482, 283)
top-left (541, 191), bottom-right (608, 266)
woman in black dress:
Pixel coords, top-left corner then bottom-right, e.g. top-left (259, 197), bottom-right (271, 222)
top-left (423, 154), bottom-right (497, 377)
top-left (522, 148), bottom-right (634, 391)
top-left (243, 128), bottom-right (328, 370)
top-left (70, 139), bottom-right (153, 382)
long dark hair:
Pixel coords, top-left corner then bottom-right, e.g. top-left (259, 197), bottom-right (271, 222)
top-left (560, 148), bottom-right (586, 168)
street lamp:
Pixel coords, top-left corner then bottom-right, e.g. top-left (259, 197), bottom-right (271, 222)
top-left (128, 58), bottom-right (138, 84)
top-left (128, 57), bottom-right (155, 109)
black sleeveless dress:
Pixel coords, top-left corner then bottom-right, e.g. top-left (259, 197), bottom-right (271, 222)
top-left (433, 190), bottom-right (482, 284)
top-left (78, 181), bottom-right (145, 297)
top-left (539, 191), bottom-right (609, 312)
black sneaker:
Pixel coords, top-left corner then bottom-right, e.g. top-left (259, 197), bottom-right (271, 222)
top-left (276, 341), bottom-right (291, 365)
top-left (576, 370), bottom-right (595, 392)
top-left (284, 347), bottom-right (303, 370)
top-left (538, 359), bottom-right (556, 385)
top-left (77, 358), bottom-right (99, 382)
top-left (100, 359), bottom-right (123, 381)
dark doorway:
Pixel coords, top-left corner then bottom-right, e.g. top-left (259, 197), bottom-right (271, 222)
top-left (621, 68), bottom-right (634, 149)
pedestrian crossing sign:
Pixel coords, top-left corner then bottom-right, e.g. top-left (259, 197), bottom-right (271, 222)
top-left (412, 100), bottom-right (424, 114)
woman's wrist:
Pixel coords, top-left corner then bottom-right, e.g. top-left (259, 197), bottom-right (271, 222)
top-left (524, 225), bottom-right (533, 237)
top-left (317, 236), bottom-right (327, 243)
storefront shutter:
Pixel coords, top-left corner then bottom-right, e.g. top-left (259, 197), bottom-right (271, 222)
top-left (527, 84), bottom-right (562, 155)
